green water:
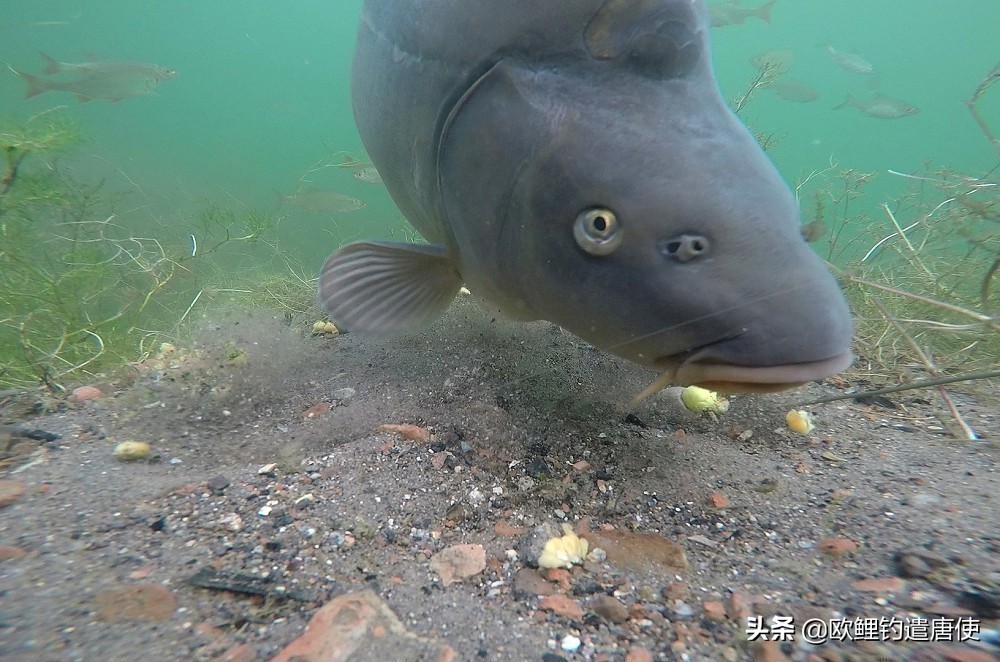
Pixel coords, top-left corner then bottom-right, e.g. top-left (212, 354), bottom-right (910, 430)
top-left (1, 0), bottom-right (998, 389)
top-left (2, 0), bottom-right (997, 267)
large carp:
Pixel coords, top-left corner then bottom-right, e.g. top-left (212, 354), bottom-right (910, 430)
top-left (319, 0), bottom-right (853, 393)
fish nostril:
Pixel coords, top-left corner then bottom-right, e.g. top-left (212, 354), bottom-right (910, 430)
top-left (660, 234), bottom-right (710, 262)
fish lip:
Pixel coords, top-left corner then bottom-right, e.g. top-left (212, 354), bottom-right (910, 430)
top-left (655, 350), bottom-right (854, 394)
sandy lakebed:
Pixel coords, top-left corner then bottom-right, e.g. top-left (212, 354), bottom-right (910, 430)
top-left (1, 298), bottom-right (998, 661)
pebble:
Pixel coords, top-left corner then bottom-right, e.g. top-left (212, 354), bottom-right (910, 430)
top-left (0, 545), bottom-right (28, 560)
top-left (625, 648), bottom-right (654, 662)
top-left (377, 423), bottom-right (430, 442)
top-left (818, 537), bottom-right (858, 556)
top-left (708, 492), bottom-right (731, 508)
top-left (687, 534), bottom-right (718, 548)
top-left (852, 577), bottom-right (906, 593)
top-left (583, 528), bottom-right (688, 573)
top-left (895, 547), bottom-right (950, 578)
top-left (671, 600), bottom-right (694, 619)
top-left (331, 387), bottom-right (356, 403)
top-left (539, 595), bottom-right (585, 620)
top-left (429, 543), bottom-right (486, 585)
top-left (753, 639), bottom-right (791, 662)
top-left (703, 600), bottom-right (727, 621)
top-left (513, 568), bottom-right (557, 597)
top-left (560, 635), bottom-right (581, 652)
top-left (592, 594), bottom-right (629, 624)
top-left (68, 385), bottom-right (103, 402)
top-left (206, 475), bottom-right (230, 492)
top-left (0, 480), bottom-right (26, 507)
top-left (272, 590), bottom-right (454, 661)
top-left (93, 583), bottom-right (177, 622)
top-left (112, 441), bottom-right (151, 461)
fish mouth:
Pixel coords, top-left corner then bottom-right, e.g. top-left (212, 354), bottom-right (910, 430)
top-left (654, 348), bottom-right (855, 394)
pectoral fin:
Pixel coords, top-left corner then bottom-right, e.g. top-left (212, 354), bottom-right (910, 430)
top-left (318, 241), bottom-right (462, 333)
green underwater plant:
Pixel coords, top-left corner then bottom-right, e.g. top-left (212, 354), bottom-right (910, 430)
top-left (0, 110), bottom-right (285, 391)
top-left (794, 159), bottom-right (999, 439)
top-left (784, 65), bottom-right (1000, 439)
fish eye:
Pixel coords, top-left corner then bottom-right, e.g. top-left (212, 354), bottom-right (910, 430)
top-left (573, 208), bottom-right (622, 256)
top-left (659, 234), bottom-right (710, 262)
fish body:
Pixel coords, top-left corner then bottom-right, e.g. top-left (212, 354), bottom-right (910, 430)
top-left (834, 93), bottom-right (919, 119)
top-left (771, 78), bottom-right (820, 103)
top-left (10, 52), bottom-right (175, 102)
top-left (279, 188), bottom-right (366, 214)
top-left (824, 45), bottom-right (875, 76)
top-left (352, 166), bottom-right (384, 185)
top-left (319, 0), bottom-right (853, 394)
top-left (709, 0), bottom-right (776, 27)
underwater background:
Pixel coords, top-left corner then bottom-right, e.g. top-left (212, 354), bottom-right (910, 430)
top-left (1, 0), bottom-right (998, 390)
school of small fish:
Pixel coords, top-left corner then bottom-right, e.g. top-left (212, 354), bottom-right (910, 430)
top-left (712, 1), bottom-right (920, 118)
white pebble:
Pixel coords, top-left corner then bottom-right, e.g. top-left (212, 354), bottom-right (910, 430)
top-left (561, 635), bottom-right (581, 652)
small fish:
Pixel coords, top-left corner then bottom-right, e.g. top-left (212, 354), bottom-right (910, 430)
top-left (352, 166), bottom-right (384, 185)
top-left (278, 188), bottom-right (366, 214)
top-left (709, 0), bottom-right (776, 27)
top-left (8, 52), bottom-right (176, 102)
top-left (823, 45), bottom-right (876, 76)
top-left (834, 93), bottom-right (919, 119)
top-left (331, 152), bottom-right (367, 169)
top-left (800, 218), bottom-right (826, 242)
top-left (770, 78), bottom-right (820, 103)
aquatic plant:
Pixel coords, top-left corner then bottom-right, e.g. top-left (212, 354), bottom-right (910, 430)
top-left (0, 111), bottom-right (281, 390)
top-left (786, 67), bottom-right (1000, 439)
top-left (794, 159), bottom-right (999, 438)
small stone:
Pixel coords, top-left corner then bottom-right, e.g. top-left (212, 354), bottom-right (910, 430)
top-left (703, 600), bottom-right (726, 621)
top-left (494, 520), bottom-right (527, 537)
top-left (818, 537), bottom-right (858, 556)
top-left (512, 568), bottom-right (557, 598)
top-left (560, 635), bottom-right (581, 652)
top-left (0, 545), bottom-right (28, 560)
top-left (539, 595), bottom-right (584, 620)
top-left (592, 594), bottom-right (629, 624)
top-left (377, 423), bottom-right (430, 442)
top-left (217, 513), bottom-right (243, 532)
top-left (583, 528), bottom-right (688, 573)
top-left (728, 590), bottom-right (753, 620)
top-left (258, 463), bottom-right (277, 475)
top-left (272, 590), bottom-right (454, 661)
top-left (525, 457), bottom-right (551, 478)
top-left (331, 387), bottom-right (356, 402)
top-left (687, 534), bottom-right (718, 548)
top-left (303, 402), bottom-right (333, 418)
top-left (671, 600), bottom-right (694, 619)
top-left (68, 385), bottom-right (103, 402)
top-left (429, 543), bottom-right (486, 586)
top-left (625, 648), bottom-right (654, 662)
top-left (206, 475), bottom-right (230, 491)
top-left (94, 583), bottom-right (177, 622)
top-left (895, 547), bottom-right (950, 579)
top-left (113, 441), bottom-right (151, 461)
top-left (544, 567), bottom-right (571, 590)
top-left (708, 492), bottom-right (731, 508)
top-left (0, 480), bottom-right (26, 507)
top-left (852, 577), bottom-right (906, 593)
top-left (753, 639), bottom-right (791, 662)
